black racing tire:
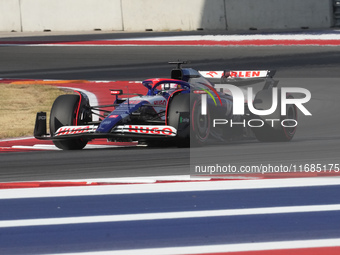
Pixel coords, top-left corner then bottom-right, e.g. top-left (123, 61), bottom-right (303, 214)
top-left (167, 93), bottom-right (190, 147)
top-left (252, 94), bottom-right (297, 142)
top-left (50, 94), bottom-right (88, 150)
top-left (190, 96), bottom-right (211, 146)
top-left (167, 93), bottom-right (210, 147)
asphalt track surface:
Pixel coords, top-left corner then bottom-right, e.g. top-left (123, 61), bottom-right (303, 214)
top-left (0, 32), bottom-right (340, 181)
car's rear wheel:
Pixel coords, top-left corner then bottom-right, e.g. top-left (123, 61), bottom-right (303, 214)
top-left (50, 94), bottom-right (90, 150)
top-left (252, 93), bottom-right (297, 142)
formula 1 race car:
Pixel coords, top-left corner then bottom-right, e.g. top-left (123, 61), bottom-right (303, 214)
top-left (34, 61), bottom-right (298, 150)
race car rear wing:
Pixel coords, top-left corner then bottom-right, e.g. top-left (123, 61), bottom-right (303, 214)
top-left (198, 70), bottom-right (278, 90)
top-left (199, 70), bottom-right (276, 79)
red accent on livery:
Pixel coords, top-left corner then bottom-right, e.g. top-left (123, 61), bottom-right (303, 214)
top-left (110, 90), bottom-right (123, 95)
top-left (55, 125), bottom-right (97, 136)
top-left (125, 100), bottom-right (142, 104)
top-left (74, 91), bottom-right (82, 126)
top-left (127, 125), bottom-right (174, 136)
top-left (153, 100), bottom-right (166, 106)
top-left (206, 71), bottom-right (219, 77)
top-left (229, 71), bottom-right (263, 78)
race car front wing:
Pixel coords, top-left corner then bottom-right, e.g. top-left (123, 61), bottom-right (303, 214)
top-left (34, 112), bottom-right (177, 141)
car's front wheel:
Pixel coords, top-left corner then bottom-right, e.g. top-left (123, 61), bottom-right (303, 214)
top-left (50, 94), bottom-right (91, 150)
top-left (167, 93), bottom-right (210, 147)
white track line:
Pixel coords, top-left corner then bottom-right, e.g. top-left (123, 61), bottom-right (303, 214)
top-left (11, 145), bottom-right (60, 150)
top-left (17, 175), bottom-right (210, 184)
top-left (0, 136), bottom-right (35, 142)
top-left (117, 33), bottom-right (340, 41)
top-left (1, 204), bottom-right (340, 228)
top-left (11, 144), bottom-right (125, 150)
top-left (4, 33), bottom-right (340, 47)
top-left (1, 177), bottom-right (340, 199)
top-left (45, 238), bottom-right (340, 255)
